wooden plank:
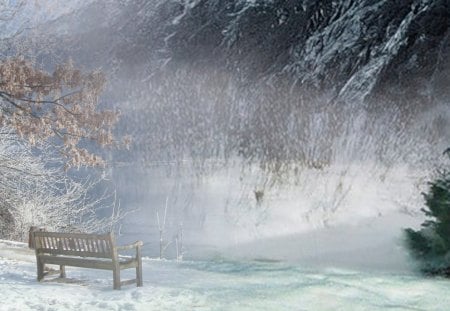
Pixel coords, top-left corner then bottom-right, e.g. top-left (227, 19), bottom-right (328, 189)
top-left (33, 232), bottom-right (111, 240)
top-left (57, 238), bottom-right (63, 250)
top-left (95, 239), bottom-right (101, 252)
top-left (96, 239), bottom-right (101, 252)
top-left (104, 240), bottom-right (111, 254)
top-left (34, 235), bottom-right (112, 257)
top-left (86, 239), bottom-right (92, 252)
top-left (90, 239), bottom-right (96, 252)
top-left (74, 238), bottom-right (81, 251)
top-left (51, 237), bottom-right (57, 249)
top-left (42, 236), bottom-right (48, 249)
top-left (68, 238), bottom-right (76, 250)
top-left (72, 238), bottom-right (78, 250)
top-left (103, 240), bottom-right (107, 252)
top-left (62, 238), bottom-right (69, 250)
top-left (37, 248), bottom-right (111, 258)
top-left (38, 255), bottom-right (114, 270)
top-left (47, 237), bottom-right (53, 249)
top-left (82, 238), bottom-right (88, 251)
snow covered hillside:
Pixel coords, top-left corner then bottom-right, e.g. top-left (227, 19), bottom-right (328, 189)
top-left (1, 240), bottom-right (450, 311)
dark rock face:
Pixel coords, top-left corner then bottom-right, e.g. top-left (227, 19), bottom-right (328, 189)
top-left (29, 0), bottom-right (449, 106)
top-left (128, 0), bottom-right (449, 105)
top-left (371, 0), bottom-right (450, 106)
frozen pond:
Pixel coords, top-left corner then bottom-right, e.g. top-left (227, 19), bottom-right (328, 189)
top-left (1, 240), bottom-right (449, 311)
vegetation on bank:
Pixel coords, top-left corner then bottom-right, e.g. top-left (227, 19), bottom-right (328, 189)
top-left (405, 150), bottom-right (450, 276)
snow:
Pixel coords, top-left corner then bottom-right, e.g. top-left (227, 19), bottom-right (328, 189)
top-left (1, 240), bottom-right (450, 310)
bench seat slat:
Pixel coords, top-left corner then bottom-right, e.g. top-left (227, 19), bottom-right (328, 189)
top-left (38, 248), bottom-right (112, 258)
top-left (39, 255), bottom-right (114, 270)
top-left (38, 255), bottom-right (138, 270)
top-left (52, 237), bottom-right (58, 249)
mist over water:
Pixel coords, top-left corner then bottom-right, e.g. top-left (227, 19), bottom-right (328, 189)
top-left (120, 105), bottom-right (447, 267)
top-left (94, 2), bottom-right (450, 270)
top-left (6, 0), bottom-right (449, 270)
top-left (117, 77), bottom-right (449, 269)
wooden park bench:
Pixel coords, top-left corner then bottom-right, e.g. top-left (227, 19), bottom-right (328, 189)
top-left (31, 231), bottom-right (143, 289)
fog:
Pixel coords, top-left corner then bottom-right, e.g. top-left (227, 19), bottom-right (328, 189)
top-left (4, 0), bottom-right (450, 270)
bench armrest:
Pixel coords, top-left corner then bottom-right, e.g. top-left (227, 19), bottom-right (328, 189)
top-left (116, 241), bottom-right (143, 251)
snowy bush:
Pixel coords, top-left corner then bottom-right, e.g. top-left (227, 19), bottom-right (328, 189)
top-left (0, 130), bottom-right (124, 242)
top-left (405, 151), bottom-right (450, 276)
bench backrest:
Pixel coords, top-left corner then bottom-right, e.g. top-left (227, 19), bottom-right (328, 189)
top-left (33, 231), bottom-right (115, 259)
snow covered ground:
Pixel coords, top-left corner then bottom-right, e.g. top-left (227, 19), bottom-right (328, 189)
top-left (1, 240), bottom-right (450, 310)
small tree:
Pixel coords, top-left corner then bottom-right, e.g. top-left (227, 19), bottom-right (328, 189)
top-left (405, 150), bottom-right (450, 276)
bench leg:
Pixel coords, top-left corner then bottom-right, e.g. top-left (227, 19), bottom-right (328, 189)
top-left (136, 262), bottom-right (143, 287)
top-left (37, 259), bottom-right (44, 282)
top-left (113, 267), bottom-right (121, 290)
top-left (136, 245), bottom-right (143, 287)
top-left (60, 265), bottom-right (66, 278)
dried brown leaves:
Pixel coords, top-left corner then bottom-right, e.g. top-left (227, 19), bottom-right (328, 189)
top-left (0, 57), bottom-right (122, 168)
